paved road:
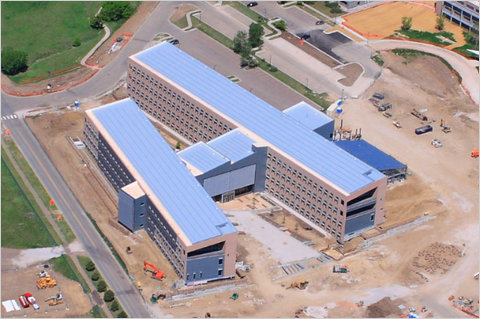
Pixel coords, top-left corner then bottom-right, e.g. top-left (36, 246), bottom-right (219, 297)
top-left (370, 39), bottom-right (480, 105)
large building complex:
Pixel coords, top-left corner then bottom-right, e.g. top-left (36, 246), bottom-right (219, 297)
top-left (436, 1), bottom-right (479, 30)
top-left (125, 42), bottom-right (388, 242)
top-left (84, 99), bottom-right (237, 284)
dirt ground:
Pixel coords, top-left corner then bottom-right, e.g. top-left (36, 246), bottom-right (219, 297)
top-left (170, 3), bottom-right (197, 22)
top-left (1, 260), bottom-right (91, 317)
top-left (344, 1), bottom-right (467, 47)
top-left (336, 63), bottom-right (363, 86)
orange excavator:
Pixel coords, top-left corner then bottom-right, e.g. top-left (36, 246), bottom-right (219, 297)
top-left (143, 261), bottom-right (164, 280)
top-left (471, 149), bottom-right (479, 158)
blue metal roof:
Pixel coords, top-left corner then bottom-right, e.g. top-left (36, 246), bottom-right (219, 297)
top-left (178, 142), bottom-right (229, 173)
top-left (334, 140), bottom-right (406, 171)
top-left (284, 101), bottom-right (333, 131)
top-left (90, 99), bottom-right (236, 244)
top-left (207, 129), bottom-right (255, 163)
top-left (133, 43), bottom-right (385, 194)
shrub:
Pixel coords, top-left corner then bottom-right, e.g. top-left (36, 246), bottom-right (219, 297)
top-left (240, 58), bottom-right (249, 68)
top-left (175, 141), bottom-right (181, 149)
top-left (72, 38), bottom-right (81, 47)
top-left (401, 16), bottom-right (413, 31)
top-left (1, 47), bottom-right (28, 75)
top-left (436, 15), bottom-right (445, 31)
top-left (117, 311), bottom-right (128, 318)
top-left (233, 31), bottom-right (248, 54)
top-left (110, 300), bottom-right (119, 312)
top-left (85, 261), bottom-right (96, 272)
top-left (269, 65), bottom-right (278, 72)
top-left (91, 272), bottom-right (100, 281)
top-left (100, 1), bottom-right (134, 22)
top-left (90, 15), bottom-right (104, 29)
top-left (96, 280), bottom-right (107, 292)
top-left (104, 290), bottom-right (115, 302)
top-left (273, 20), bottom-right (287, 32)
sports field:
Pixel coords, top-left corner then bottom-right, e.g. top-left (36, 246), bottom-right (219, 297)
top-left (343, 1), bottom-right (466, 47)
top-left (1, 158), bottom-right (56, 248)
top-left (1, 2), bottom-right (103, 82)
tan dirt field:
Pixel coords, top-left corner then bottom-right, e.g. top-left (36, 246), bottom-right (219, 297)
top-left (1, 260), bottom-right (92, 318)
top-left (344, 1), bottom-right (467, 47)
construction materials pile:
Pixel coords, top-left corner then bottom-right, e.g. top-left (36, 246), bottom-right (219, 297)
top-left (365, 297), bottom-right (402, 318)
top-left (450, 296), bottom-right (479, 317)
top-left (412, 242), bottom-right (462, 274)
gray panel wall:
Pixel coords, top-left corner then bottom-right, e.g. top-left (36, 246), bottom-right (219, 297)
top-left (196, 146), bottom-right (268, 196)
top-left (314, 121), bottom-right (335, 140)
top-left (186, 252), bottom-right (225, 282)
top-left (118, 189), bottom-right (147, 232)
top-left (345, 210), bottom-right (375, 234)
top-left (203, 165), bottom-right (256, 197)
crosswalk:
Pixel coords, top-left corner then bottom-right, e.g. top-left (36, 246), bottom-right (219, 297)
top-left (2, 114), bottom-right (18, 120)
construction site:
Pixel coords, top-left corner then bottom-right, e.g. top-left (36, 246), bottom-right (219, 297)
top-left (1, 1), bottom-right (478, 318)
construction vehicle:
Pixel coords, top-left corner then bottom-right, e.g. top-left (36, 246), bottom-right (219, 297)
top-left (474, 272), bottom-right (479, 279)
top-left (471, 149), bottom-right (479, 158)
top-left (45, 293), bottom-right (63, 306)
top-left (230, 293), bottom-right (239, 300)
top-left (24, 293), bottom-right (39, 310)
top-left (440, 119), bottom-right (451, 133)
top-left (150, 292), bottom-right (166, 303)
top-left (18, 295), bottom-right (29, 308)
top-left (287, 280), bottom-right (309, 290)
top-left (37, 270), bottom-right (48, 278)
top-left (431, 139), bottom-right (443, 148)
top-left (333, 265), bottom-right (348, 273)
top-left (393, 121), bottom-right (402, 128)
top-left (143, 261), bottom-right (164, 280)
top-left (36, 275), bottom-right (57, 289)
top-left (126, 246), bottom-right (132, 254)
top-left (411, 108), bottom-right (428, 121)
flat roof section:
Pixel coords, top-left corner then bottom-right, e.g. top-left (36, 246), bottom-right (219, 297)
top-left (334, 140), bottom-right (406, 171)
top-left (207, 129), bottom-right (255, 163)
top-left (283, 101), bottom-right (333, 131)
top-left (178, 142), bottom-right (229, 174)
top-left (121, 181), bottom-right (145, 199)
top-left (89, 99), bottom-right (236, 244)
top-left (133, 43), bottom-right (385, 194)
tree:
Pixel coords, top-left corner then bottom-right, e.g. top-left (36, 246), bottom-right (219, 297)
top-left (1, 47), bottom-right (28, 76)
top-left (91, 272), bottom-right (100, 281)
top-left (90, 15), bottom-right (104, 29)
top-left (72, 38), bottom-right (81, 47)
top-left (273, 20), bottom-right (287, 32)
top-left (96, 280), bottom-right (107, 292)
top-left (401, 16), bottom-right (413, 31)
top-left (117, 311), bottom-right (128, 318)
top-left (100, 1), bottom-right (134, 22)
top-left (85, 261), bottom-right (96, 272)
top-left (436, 15), bottom-right (445, 31)
top-left (248, 23), bottom-right (264, 48)
top-left (233, 31), bottom-right (248, 54)
top-left (175, 141), bottom-right (181, 149)
top-left (110, 300), bottom-right (119, 312)
top-left (104, 290), bottom-right (115, 302)
top-left (465, 21), bottom-right (479, 46)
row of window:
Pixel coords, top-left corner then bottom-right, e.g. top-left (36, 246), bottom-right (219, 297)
top-left (147, 224), bottom-right (183, 276)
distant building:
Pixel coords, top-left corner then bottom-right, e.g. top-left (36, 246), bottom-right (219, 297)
top-left (126, 42), bottom-right (388, 242)
top-left (84, 99), bottom-right (237, 284)
top-left (436, 1), bottom-right (479, 30)
top-left (340, 1), bottom-right (368, 9)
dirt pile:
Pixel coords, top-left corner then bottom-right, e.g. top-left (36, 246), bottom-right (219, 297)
top-left (365, 297), bottom-right (402, 318)
top-left (412, 242), bottom-right (462, 274)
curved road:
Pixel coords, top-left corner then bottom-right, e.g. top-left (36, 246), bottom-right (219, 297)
top-left (370, 39), bottom-right (479, 105)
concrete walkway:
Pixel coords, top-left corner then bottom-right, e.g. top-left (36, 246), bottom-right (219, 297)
top-left (80, 24), bottom-right (111, 68)
top-left (225, 210), bottom-right (319, 264)
top-left (369, 39), bottom-right (479, 105)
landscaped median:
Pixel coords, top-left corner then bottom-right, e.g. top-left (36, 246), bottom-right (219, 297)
top-left (78, 256), bottom-right (128, 318)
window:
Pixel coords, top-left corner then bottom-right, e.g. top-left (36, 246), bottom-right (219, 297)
top-left (199, 272), bottom-right (203, 279)
top-left (193, 273), bottom-right (196, 280)
top-left (218, 269), bottom-right (223, 276)
top-left (218, 258), bottom-right (223, 265)
top-left (370, 214), bottom-right (375, 221)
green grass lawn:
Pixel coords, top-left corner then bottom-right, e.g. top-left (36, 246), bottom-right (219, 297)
top-left (1, 158), bottom-right (56, 248)
top-left (395, 29), bottom-right (456, 45)
top-left (454, 43), bottom-right (479, 59)
top-left (191, 16), bottom-right (234, 49)
top-left (50, 254), bottom-right (91, 293)
top-left (303, 2), bottom-right (344, 18)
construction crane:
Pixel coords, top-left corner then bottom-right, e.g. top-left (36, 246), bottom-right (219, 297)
top-left (143, 261), bottom-right (164, 280)
top-left (37, 275), bottom-right (57, 289)
top-left (287, 280), bottom-right (309, 290)
top-left (45, 293), bottom-right (63, 306)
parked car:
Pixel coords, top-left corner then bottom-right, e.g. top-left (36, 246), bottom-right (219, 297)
top-left (415, 125), bottom-right (433, 135)
top-left (169, 39), bottom-right (179, 45)
top-left (373, 93), bottom-right (385, 100)
top-left (315, 20), bottom-right (324, 25)
top-left (431, 139), bottom-right (443, 148)
top-left (300, 33), bottom-right (311, 40)
top-left (247, 1), bottom-right (258, 7)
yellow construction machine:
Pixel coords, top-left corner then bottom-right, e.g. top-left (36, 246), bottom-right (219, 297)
top-left (37, 275), bottom-right (57, 289)
top-left (45, 293), bottom-right (63, 306)
top-left (287, 280), bottom-right (309, 290)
